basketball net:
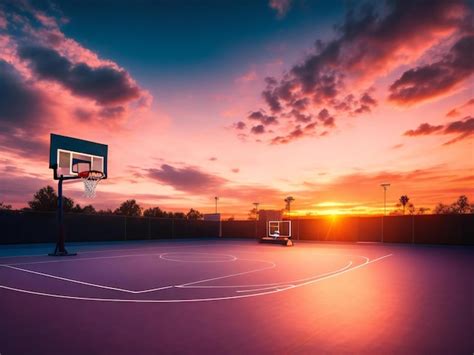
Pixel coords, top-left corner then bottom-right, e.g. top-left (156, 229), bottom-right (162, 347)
top-left (78, 171), bottom-right (104, 198)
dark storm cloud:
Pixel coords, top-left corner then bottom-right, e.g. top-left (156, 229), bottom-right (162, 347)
top-left (18, 44), bottom-right (141, 105)
top-left (0, 60), bottom-right (49, 158)
top-left (389, 36), bottom-right (474, 105)
top-left (0, 60), bottom-right (47, 128)
top-left (147, 164), bottom-right (227, 193)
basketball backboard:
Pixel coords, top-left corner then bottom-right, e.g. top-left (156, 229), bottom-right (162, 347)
top-left (49, 134), bottom-right (108, 180)
top-left (268, 220), bottom-right (291, 238)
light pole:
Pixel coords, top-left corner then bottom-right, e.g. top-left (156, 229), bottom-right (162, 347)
top-left (380, 183), bottom-right (390, 243)
top-left (284, 196), bottom-right (294, 218)
top-left (380, 183), bottom-right (390, 215)
top-left (253, 202), bottom-right (259, 238)
top-left (214, 196), bottom-right (219, 214)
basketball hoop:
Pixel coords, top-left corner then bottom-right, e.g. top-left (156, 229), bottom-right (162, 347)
top-left (78, 170), bottom-right (104, 198)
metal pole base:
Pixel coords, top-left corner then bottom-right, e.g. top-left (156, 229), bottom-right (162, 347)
top-left (48, 244), bottom-right (77, 257)
top-left (48, 251), bottom-right (77, 257)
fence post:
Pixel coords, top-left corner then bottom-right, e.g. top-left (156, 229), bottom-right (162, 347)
top-left (148, 217), bottom-right (151, 240)
top-left (171, 218), bottom-right (174, 239)
top-left (381, 216), bottom-right (384, 243)
top-left (412, 215), bottom-right (415, 244)
top-left (124, 216), bottom-right (127, 241)
top-left (297, 219), bottom-right (300, 240)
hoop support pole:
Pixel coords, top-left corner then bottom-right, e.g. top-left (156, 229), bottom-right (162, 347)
top-left (49, 171), bottom-right (76, 257)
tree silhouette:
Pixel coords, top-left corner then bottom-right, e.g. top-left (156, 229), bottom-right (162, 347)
top-left (171, 212), bottom-right (186, 219)
top-left (114, 199), bottom-right (142, 216)
top-left (452, 195), bottom-right (471, 214)
top-left (0, 202), bottom-right (12, 210)
top-left (434, 203), bottom-right (451, 214)
top-left (82, 205), bottom-right (96, 214)
top-left (72, 204), bottom-right (96, 214)
top-left (186, 208), bottom-right (203, 220)
top-left (28, 186), bottom-right (74, 212)
top-left (417, 207), bottom-right (430, 215)
top-left (143, 207), bottom-right (166, 218)
top-left (434, 195), bottom-right (474, 214)
top-left (399, 195), bottom-right (409, 215)
top-left (248, 207), bottom-right (258, 220)
top-left (97, 209), bottom-right (114, 215)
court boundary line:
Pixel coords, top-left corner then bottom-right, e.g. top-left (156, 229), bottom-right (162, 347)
top-left (0, 253), bottom-right (393, 302)
top-left (0, 253), bottom-right (276, 294)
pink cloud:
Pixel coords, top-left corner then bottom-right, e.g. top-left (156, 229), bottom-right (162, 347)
top-left (235, 69), bottom-right (257, 83)
top-left (446, 97), bottom-right (474, 117)
top-left (0, 10), bottom-right (7, 29)
top-left (403, 116), bottom-right (474, 145)
top-left (389, 36), bottom-right (474, 106)
top-left (237, 0), bottom-right (470, 145)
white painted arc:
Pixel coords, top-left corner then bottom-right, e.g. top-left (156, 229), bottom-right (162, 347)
top-left (0, 254), bottom-right (393, 303)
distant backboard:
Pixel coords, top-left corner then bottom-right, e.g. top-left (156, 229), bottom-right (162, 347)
top-left (268, 220), bottom-right (291, 238)
top-left (49, 134), bottom-right (108, 180)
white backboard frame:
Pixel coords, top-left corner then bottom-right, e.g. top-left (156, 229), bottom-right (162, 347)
top-left (268, 220), bottom-right (292, 238)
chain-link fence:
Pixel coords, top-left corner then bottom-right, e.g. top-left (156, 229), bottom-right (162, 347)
top-left (1, 210), bottom-right (472, 245)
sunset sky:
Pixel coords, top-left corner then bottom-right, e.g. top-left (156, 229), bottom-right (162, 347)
top-left (0, 0), bottom-right (473, 218)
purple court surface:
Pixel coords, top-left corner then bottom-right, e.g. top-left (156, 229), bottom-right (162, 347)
top-left (0, 239), bottom-right (473, 354)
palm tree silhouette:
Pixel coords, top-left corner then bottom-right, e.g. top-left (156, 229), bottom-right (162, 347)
top-left (399, 195), bottom-right (409, 215)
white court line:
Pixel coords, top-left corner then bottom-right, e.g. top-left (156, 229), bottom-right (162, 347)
top-left (0, 254), bottom-right (393, 303)
top-left (0, 242), bottom-right (220, 260)
top-left (0, 265), bottom-right (168, 294)
top-left (235, 261), bottom-right (353, 292)
top-left (1, 252), bottom-right (167, 266)
top-left (0, 243), bottom-right (228, 266)
top-left (237, 285), bottom-right (296, 293)
top-left (1, 253), bottom-right (270, 294)
top-left (179, 256), bottom-right (365, 289)
top-left (176, 258), bottom-right (276, 288)
top-left (160, 252), bottom-right (237, 263)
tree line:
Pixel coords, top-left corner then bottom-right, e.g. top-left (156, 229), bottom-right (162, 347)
top-left (0, 186), bottom-right (473, 217)
top-left (390, 195), bottom-right (473, 215)
top-left (0, 186), bottom-right (203, 219)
